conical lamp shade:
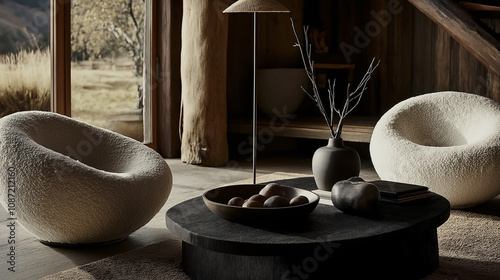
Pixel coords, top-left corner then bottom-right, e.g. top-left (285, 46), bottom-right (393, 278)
top-left (223, 0), bottom-right (290, 13)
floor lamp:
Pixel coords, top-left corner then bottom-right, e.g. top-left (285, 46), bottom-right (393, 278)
top-left (223, 0), bottom-right (290, 184)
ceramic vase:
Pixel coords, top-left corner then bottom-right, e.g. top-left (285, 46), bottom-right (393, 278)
top-left (312, 137), bottom-right (361, 191)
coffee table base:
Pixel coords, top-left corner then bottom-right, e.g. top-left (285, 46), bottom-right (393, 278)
top-left (182, 229), bottom-right (439, 280)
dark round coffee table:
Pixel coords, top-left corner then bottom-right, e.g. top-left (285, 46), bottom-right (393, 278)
top-left (166, 177), bottom-right (450, 280)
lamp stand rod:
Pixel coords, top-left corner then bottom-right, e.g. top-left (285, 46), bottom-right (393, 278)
top-left (252, 12), bottom-right (257, 185)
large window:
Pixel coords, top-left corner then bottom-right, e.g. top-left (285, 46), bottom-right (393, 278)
top-left (0, 0), bottom-right (51, 117)
top-left (51, 0), bottom-right (156, 146)
top-left (70, 0), bottom-right (145, 141)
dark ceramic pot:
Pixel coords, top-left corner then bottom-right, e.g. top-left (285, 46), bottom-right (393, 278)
top-left (312, 138), bottom-right (361, 191)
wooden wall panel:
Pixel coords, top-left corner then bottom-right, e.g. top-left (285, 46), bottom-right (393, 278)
top-left (488, 72), bottom-right (500, 101)
top-left (384, 0), bottom-right (413, 113)
top-left (434, 25), bottom-right (451, 92)
top-left (409, 0), bottom-right (500, 78)
top-left (485, 19), bottom-right (500, 101)
top-left (226, 0), bottom-right (303, 119)
top-left (449, 37), bottom-right (461, 91)
top-left (367, 0), bottom-right (387, 116)
top-left (412, 7), bottom-right (434, 96)
top-left (458, 41), bottom-right (471, 90)
top-left (411, 7), bottom-right (500, 103)
top-left (260, 0), bottom-right (303, 68)
top-left (226, 13), bottom-right (254, 119)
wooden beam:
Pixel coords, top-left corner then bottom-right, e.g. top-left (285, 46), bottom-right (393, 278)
top-left (459, 3), bottom-right (500, 12)
top-left (459, 2), bottom-right (500, 19)
top-left (458, 0), bottom-right (500, 7)
top-left (50, 0), bottom-right (71, 116)
top-left (408, 0), bottom-right (500, 77)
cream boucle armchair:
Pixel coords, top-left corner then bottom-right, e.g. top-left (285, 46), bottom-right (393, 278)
top-left (0, 111), bottom-right (172, 245)
top-left (370, 91), bottom-right (500, 208)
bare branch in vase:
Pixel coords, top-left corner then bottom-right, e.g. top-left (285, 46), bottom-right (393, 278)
top-left (291, 17), bottom-right (380, 139)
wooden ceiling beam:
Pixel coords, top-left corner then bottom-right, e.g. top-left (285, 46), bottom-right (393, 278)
top-left (457, 0), bottom-right (500, 7)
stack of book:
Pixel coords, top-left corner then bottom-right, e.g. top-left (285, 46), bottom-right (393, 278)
top-left (370, 180), bottom-right (431, 203)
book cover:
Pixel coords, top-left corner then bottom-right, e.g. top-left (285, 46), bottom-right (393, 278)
top-left (370, 180), bottom-right (429, 199)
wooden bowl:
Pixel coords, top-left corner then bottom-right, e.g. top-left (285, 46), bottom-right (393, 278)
top-left (203, 184), bottom-right (320, 223)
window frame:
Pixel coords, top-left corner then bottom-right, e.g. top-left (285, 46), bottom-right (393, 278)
top-left (50, 0), bottom-right (71, 116)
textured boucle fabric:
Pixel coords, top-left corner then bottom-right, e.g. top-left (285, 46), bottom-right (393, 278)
top-left (0, 111), bottom-right (172, 244)
top-left (370, 91), bottom-right (500, 208)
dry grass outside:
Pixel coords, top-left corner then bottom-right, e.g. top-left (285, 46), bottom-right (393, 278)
top-left (71, 66), bottom-right (142, 128)
top-left (0, 49), bottom-right (141, 131)
top-left (0, 49), bottom-right (51, 117)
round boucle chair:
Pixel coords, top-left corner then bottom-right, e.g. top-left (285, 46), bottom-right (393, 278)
top-left (0, 111), bottom-right (172, 245)
top-left (370, 91), bottom-right (500, 208)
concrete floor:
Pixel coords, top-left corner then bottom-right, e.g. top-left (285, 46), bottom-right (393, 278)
top-left (0, 140), bottom-right (378, 280)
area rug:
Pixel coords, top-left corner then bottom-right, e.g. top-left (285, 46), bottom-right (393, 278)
top-left (42, 172), bottom-right (500, 280)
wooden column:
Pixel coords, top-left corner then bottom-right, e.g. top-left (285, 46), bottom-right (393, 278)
top-left (180, 0), bottom-right (229, 166)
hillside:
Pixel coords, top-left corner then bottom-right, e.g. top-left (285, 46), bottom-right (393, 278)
top-left (0, 0), bottom-right (50, 54)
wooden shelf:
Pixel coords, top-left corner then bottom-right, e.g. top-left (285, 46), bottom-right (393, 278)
top-left (228, 116), bottom-right (378, 143)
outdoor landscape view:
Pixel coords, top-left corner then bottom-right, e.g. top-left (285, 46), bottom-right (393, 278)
top-left (0, 0), bottom-right (145, 138)
top-left (0, 0), bottom-right (50, 117)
